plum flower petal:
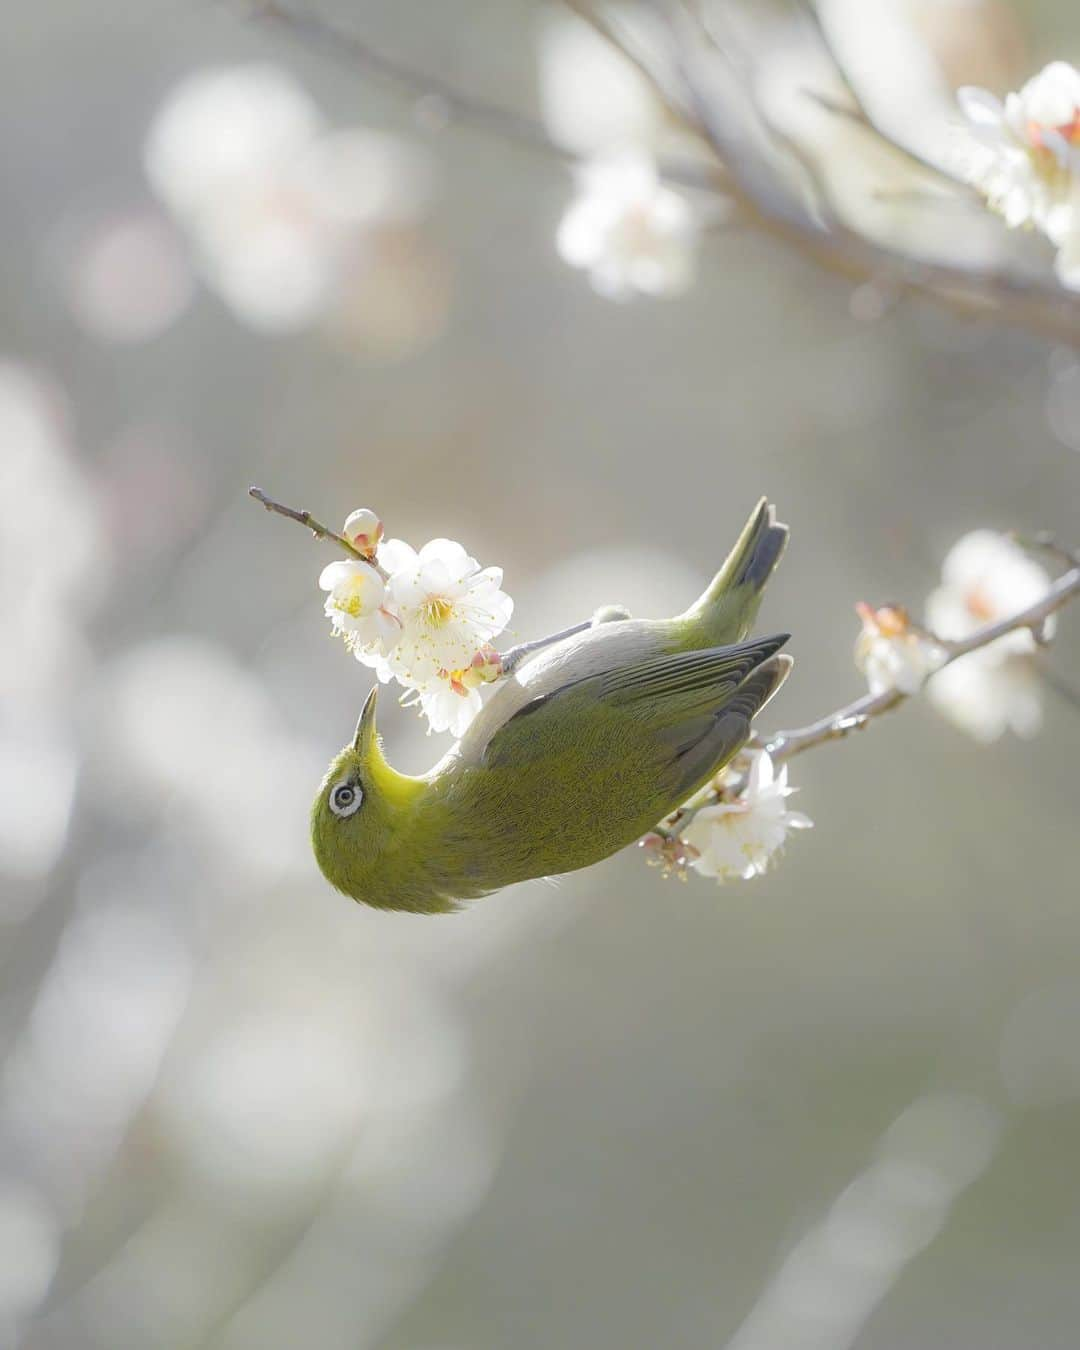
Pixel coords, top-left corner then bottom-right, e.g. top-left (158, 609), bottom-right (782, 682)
top-left (414, 675), bottom-right (484, 739)
top-left (681, 753), bottom-right (812, 884)
top-left (385, 538), bottom-right (513, 688)
top-left (318, 559), bottom-right (399, 654)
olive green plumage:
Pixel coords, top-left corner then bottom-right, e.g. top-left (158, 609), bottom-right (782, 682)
top-left (311, 499), bottom-right (791, 914)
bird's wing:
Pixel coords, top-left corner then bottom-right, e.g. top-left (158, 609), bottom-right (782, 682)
top-left (597, 633), bottom-right (788, 716)
top-left (479, 634), bottom-right (788, 772)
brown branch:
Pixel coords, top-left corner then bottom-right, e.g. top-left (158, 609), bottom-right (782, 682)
top-left (237, 0), bottom-right (1080, 345)
top-left (248, 486), bottom-right (388, 572)
top-left (578, 0), bottom-right (1080, 346)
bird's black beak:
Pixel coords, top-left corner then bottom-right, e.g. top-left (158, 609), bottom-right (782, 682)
top-left (353, 686), bottom-right (378, 753)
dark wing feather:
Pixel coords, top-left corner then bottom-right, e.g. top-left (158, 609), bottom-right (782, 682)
top-left (598, 633), bottom-right (788, 715)
top-left (481, 634), bottom-right (788, 771)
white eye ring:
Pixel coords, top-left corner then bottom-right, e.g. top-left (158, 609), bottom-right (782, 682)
top-left (329, 779), bottom-right (363, 818)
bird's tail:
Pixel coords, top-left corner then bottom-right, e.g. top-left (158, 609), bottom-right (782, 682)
top-left (679, 498), bottom-right (789, 646)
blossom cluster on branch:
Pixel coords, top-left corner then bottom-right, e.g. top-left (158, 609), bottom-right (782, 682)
top-left (956, 61), bottom-right (1080, 290)
top-left (315, 508), bottom-right (512, 737)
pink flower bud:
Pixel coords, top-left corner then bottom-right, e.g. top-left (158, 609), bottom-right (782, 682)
top-left (343, 507), bottom-right (384, 557)
top-left (459, 645), bottom-right (504, 689)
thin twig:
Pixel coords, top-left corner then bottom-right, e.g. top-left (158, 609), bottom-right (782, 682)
top-left (249, 486), bottom-right (385, 570)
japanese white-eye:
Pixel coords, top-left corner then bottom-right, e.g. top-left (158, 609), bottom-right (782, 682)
top-left (312, 499), bottom-right (791, 913)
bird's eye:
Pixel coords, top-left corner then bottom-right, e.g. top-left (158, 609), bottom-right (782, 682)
top-left (329, 780), bottom-right (362, 818)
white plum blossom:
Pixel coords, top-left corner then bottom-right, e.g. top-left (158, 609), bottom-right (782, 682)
top-left (556, 153), bottom-right (700, 299)
top-left (381, 539), bottom-right (513, 688)
top-left (144, 65), bottom-right (434, 331)
top-left (413, 676), bottom-right (484, 739)
top-left (681, 753), bottom-right (812, 883)
top-left (926, 530), bottom-right (1054, 654)
top-left (318, 560), bottom-right (399, 655)
top-left (410, 648), bottom-right (505, 738)
top-left (926, 653), bottom-right (1044, 744)
top-left (854, 603), bottom-right (943, 696)
top-left (954, 62), bottom-right (1080, 288)
top-left (925, 530), bottom-right (1054, 743)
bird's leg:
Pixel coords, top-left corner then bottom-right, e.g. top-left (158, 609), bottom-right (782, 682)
top-left (499, 620), bottom-right (593, 675)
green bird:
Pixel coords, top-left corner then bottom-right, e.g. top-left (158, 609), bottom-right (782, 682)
top-left (312, 499), bottom-right (791, 913)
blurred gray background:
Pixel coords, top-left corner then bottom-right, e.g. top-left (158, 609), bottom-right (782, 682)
top-left (2, 2), bottom-right (1079, 1348)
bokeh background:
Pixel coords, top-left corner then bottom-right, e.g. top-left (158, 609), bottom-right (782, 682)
top-left (2, 2), bottom-right (1080, 1347)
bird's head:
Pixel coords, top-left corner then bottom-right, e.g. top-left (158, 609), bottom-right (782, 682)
top-left (310, 687), bottom-right (427, 907)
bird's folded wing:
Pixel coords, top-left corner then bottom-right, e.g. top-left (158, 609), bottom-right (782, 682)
top-left (479, 634), bottom-right (788, 769)
top-left (597, 633), bottom-right (788, 716)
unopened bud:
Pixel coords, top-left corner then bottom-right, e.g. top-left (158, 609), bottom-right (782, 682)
top-left (855, 601), bottom-right (910, 638)
top-left (343, 508), bottom-right (384, 557)
top-left (460, 645), bottom-right (504, 689)
top-left (639, 831), bottom-right (699, 880)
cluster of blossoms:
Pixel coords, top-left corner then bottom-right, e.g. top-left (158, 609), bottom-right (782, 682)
top-left (642, 751), bottom-right (813, 886)
top-left (853, 530), bottom-right (1055, 743)
top-left (955, 61), bottom-right (1080, 289)
top-left (319, 509), bottom-right (513, 736)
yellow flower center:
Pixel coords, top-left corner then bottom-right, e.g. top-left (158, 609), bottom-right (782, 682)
top-left (336, 595), bottom-right (361, 618)
top-left (423, 596), bottom-right (456, 627)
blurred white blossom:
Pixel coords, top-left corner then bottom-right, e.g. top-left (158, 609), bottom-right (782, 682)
top-left (955, 61), bottom-right (1080, 287)
top-left (144, 65), bottom-right (435, 332)
top-left (925, 530), bottom-right (1053, 742)
top-left (927, 652), bottom-right (1044, 743)
top-left (557, 153), bottom-right (700, 299)
top-left (854, 603), bottom-right (943, 695)
top-left (926, 530), bottom-right (1054, 653)
top-left (62, 209), bottom-right (193, 343)
top-left (682, 752), bottom-right (812, 883)
top-left (145, 65), bottom-right (321, 216)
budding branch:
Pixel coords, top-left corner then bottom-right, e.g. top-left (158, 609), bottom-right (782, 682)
top-left (249, 486), bottom-right (393, 579)
top-left (757, 559), bottom-right (1080, 768)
